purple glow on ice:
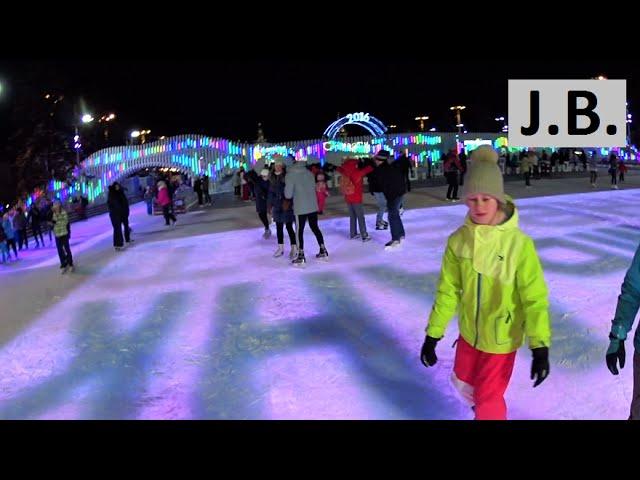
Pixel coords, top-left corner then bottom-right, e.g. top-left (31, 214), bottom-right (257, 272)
top-left (1, 190), bottom-right (640, 418)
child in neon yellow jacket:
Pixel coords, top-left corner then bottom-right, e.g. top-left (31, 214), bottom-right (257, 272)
top-left (420, 146), bottom-right (552, 420)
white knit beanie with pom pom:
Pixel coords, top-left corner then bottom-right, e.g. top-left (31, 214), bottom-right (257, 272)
top-left (463, 145), bottom-right (505, 204)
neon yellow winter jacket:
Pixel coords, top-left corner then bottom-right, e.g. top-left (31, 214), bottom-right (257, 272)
top-left (426, 200), bottom-right (551, 354)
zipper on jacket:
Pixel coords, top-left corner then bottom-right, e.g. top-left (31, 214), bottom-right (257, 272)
top-left (474, 273), bottom-right (482, 348)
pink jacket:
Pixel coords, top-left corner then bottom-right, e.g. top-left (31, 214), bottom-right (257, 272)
top-left (157, 187), bottom-right (171, 206)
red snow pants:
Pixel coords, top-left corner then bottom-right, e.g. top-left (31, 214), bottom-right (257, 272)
top-left (452, 336), bottom-right (517, 420)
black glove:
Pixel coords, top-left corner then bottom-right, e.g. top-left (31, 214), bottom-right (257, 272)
top-left (530, 347), bottom-right (550, 388)
top-left (420, 336), bottom-right (440, 367)
top-left (606, 336), bottom-right (626, 375)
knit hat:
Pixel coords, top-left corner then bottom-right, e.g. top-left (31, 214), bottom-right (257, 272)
top-left (272, 155), bottom-right (284, 166)
top-left (463, 146), bottom-right (505, 204)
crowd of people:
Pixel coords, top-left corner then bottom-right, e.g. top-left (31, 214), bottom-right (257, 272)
top-left (0, 195), bottom-right (76, 273)
top-left (1, 171), bottom-right (213, 270)
top-left (3, 142), bottom-right (640, 420)
top-left (440, 147), bottom-right (631, 196)
top-left (231, 150), bottom-right (414, 263)
top-left (3, 148), bottom-right (632, 273)
top-left (224, 146), bottom-right (636, 263)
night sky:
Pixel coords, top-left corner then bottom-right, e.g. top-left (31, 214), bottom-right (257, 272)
top-left (1, 59), bottom-right (639, 143)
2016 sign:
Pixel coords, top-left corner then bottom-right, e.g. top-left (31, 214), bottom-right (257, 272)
top-left (347, 112), bottom-right (370, 123)
top-left (508, 80), bottom-right (627, 148)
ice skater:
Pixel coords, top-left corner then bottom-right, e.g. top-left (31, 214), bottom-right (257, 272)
top-left (370, 150), bottom-right (406, 251)
top-left (420, 146), bottom-right (551, 420)
top-left (246, 168), bottom-right (272, 239)
top-left (609, 153), bottom-right (619, 189)
top-left (606, 241), bottom-right (640, 419)
top-left (366, 157), bottom-right (388, 231)
top-left (619, 161), bottom-right (627, 183)
top-left (315, 171), bottom-right (329, 215)
top-left (284, 155), bottom-right (328, 266)
top-left (157, 180), bottom-right (177, 226)
top-left (588, 151), bottom-right (598, 187)
top-left (28, 203), bottom-right (45, 247)
top-left (336, 157), bottom-right (373, 241)
top-left (269, 158), bottom-right (298, 259)
top-left (2, 213), bottom-right (18, 260)
top-left (51, 201), bottom-right (74, 273)
top-left (0, 225), bottom-right (12, 264)
top-left (443, 150), bottom-right (463, 202)
top-left (108, 183), bottom-right (132, 251)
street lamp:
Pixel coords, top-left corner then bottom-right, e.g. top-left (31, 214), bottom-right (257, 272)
top-left (450, 105), bottom-right (466, 134)
top-left (414, 116), bottom-right (429, 131)
top-left (96, 113), bottom-right (116, 143)
top-left (131, 129), bottom-right (151, 144)
top-left (74, 113), bottom-right (94, 166)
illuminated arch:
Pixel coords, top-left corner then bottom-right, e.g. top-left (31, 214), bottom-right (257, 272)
top-left (323, 112), bottom-right (388, 139)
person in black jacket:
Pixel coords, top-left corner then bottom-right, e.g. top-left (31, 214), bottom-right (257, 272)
top-left (459, 151), bottom-right (468, 186)
top-left (28, 204), bottom-right (45, 247)
top-left (193, 177), bottom-right (203, 206)
top-left (39, 198), bottom-right (54, 242)
top-left (119, 184), bottom-right (132, 239)
top-left (107, 182), bottom-right (132, 251)
top-left (366, 159), bottom-right (388, 230)
top-left (395, 153), bottom-right (412, 215)
top-left (373, 150), bottom-right (406, 250)
top-left (396, 153), bottom-right (413, 192)
top-left (246, 169), bottom-right (272, 239)
top-left (13, 207), bottom-right (29, 250)
top-left (269, 160), bottom-right (297, 259)
top-left (202, 175), bottom-right (212, 205)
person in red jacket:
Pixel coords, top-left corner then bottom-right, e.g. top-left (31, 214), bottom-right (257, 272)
top-left (619, 160), bottom-right (628, 182)
top-left (315, 171), bottom-right (330, 215)
top-left (156, 180), bottom-right (177, 226)
top-left (337, 157), bottom-right (374, 241)
top-left (444, 150), bottom-right (463, 202)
